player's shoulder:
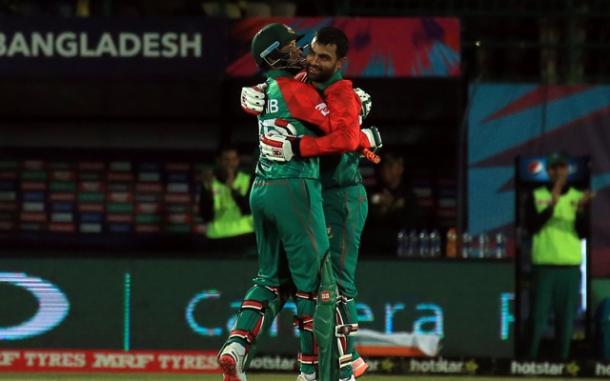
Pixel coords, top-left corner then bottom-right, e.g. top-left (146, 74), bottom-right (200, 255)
top-left (324, 79), bottom-right (354, 95)
top-left (276, 76), bottom-right (315, 91)
top-left (276, 76), bottom-right (321, 99)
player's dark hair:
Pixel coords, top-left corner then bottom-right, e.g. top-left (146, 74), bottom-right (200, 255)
top-left (314, 27), bottom-right (349, 58)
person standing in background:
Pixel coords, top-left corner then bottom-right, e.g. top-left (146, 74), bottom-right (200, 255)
top-left (526, 151), bottom-right (593, 359)
top-left (199, 144), bottom-right (254, 251)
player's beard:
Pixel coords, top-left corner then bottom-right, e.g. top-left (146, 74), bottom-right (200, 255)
top-left (306, 63), bottom-right (334, 83)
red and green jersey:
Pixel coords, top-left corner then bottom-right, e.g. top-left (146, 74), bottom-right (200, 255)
top-left (256, 70), bottom-right (328, 180)
top-left (314, 71), bottom-right (364, 189)
top-left (255, 70), bottom-right (369, 183)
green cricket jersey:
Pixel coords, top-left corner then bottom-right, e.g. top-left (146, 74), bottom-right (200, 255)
top-left (255, 70), bottom-right (325, 181)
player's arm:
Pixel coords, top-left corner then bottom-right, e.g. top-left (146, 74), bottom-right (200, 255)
top-left (276, 79), bottom-right (381, 157)
top-left (297, 79), bottom-right (361, 157)
top-left (241, 80), bottom-right (380, 160)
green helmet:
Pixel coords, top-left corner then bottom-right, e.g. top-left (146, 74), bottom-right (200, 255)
top-left (251, 23), bottom-right (304, 70)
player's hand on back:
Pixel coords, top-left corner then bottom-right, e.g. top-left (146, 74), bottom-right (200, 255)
top-left (241, 83), bottom-right (267, 116)
top-left (259, 119), bottom-right (300, 162)
top-left (361, 126), bottom-right (382, 149)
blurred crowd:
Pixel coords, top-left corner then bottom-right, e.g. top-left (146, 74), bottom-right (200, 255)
top-left (0, 0), bottom-right (332, 17)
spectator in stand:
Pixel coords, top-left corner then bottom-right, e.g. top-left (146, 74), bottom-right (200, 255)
top-left (199, 144), bottom-right (255, 253)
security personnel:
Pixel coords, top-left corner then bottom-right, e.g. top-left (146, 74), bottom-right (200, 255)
top-left (199, 145), bottom-right (254, 244)
top-left (526, 151), bottom-right (592, 359)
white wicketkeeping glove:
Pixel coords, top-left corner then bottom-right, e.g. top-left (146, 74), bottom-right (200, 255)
top-left (259, 119), bottom-right (300, 162)
top-left (260, 134), bottom-right (297, 162)
top-left (241, 83), bottom-right (267, 116)
top-left (354, 87), bottom-right (372, 120)
top-left (361, 126), bottom-right (382, 149)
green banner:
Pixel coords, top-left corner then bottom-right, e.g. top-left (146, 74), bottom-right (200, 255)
top-left (0, 258), bottom-right (514, 357)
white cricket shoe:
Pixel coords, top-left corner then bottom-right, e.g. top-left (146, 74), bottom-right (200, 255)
top-left (339, 376), bottom-right (356, 381)
top-left (296, 372), bottom-right (317, 381)
top-left (217, 342), bottom-right (247, 381)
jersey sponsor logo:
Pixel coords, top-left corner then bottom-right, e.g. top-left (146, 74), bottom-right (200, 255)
top-left (315, 102), bottom-right (329, 116)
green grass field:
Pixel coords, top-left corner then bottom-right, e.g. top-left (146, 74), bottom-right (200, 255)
top-left (0, 375), bottom-right (598, 381)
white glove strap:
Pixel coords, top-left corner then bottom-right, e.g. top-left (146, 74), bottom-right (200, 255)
top-left (260, 134), bottom-right (294, 162)
top-left (362, 128), bottom-right (378, 148)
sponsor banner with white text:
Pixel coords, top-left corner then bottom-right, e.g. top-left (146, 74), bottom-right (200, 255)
top-left (0, 17), bottom-right (225, 79)
top-left (4, 351), bottom-right (610, 377)
top-left (0, 349), bottom-right (220, 373)
top-left (0, 17), bottom-right (460, 79)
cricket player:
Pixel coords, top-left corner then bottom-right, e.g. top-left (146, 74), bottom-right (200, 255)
top-left (242, 27), bottom-right (382, 381)
top-left (217, 23), bottom-right (378, 381)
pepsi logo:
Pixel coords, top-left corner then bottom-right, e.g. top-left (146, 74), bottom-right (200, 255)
top-left (528, 161), bottom-right (543, 174)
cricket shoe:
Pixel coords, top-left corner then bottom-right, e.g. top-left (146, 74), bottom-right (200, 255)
top-left (351, 357), bottom-right (369, 378)
top-left (339, 377), bottom-right (356, 381)
top-left (296, 372), bottom-right (317, 381)
top-left (218, 342), bottom-right (247, 381)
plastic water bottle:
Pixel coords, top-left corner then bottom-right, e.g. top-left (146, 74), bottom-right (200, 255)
top-left (430, 229), bottom-right (441, 257)
top-left (446, 228), bottom-right (457, 258)
top-left (478, 233), bottom-right (489, 258)
top-left (418, 229), bottom-right (430, 257)
top-left (495, 233), bottom-right (506, 259)
top-left (462, 232), bottom-right (472, 258)
top-left (408, 229), bottom-right (418, 257)
top-left (397, 229), bottom-right (407, 257)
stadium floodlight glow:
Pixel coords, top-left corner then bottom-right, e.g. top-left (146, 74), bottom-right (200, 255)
top-left (0, 273), bottom-right (70, 340)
